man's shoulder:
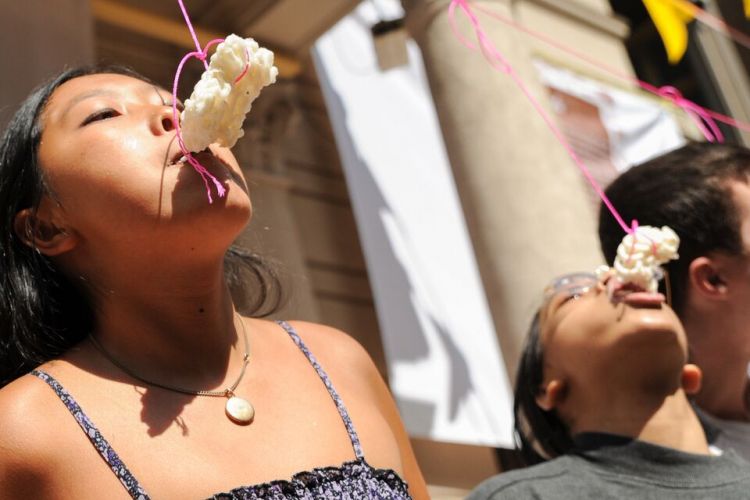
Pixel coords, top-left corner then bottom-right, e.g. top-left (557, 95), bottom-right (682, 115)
top-left (467, 458), bottom-right (579, 500)
top-left (697, 407), bottom-right (750, 461)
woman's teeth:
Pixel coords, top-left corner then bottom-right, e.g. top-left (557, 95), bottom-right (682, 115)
top-left (171, 155), bottom-right (188, 166)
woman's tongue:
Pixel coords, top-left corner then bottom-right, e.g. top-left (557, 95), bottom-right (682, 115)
top-left (609, 279), bottom-right (665, 306)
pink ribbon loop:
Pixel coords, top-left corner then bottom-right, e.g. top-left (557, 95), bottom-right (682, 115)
top-left (171, 37), bottom-right (227, 203)
top-left (656, 86), bottom-right (724, 143)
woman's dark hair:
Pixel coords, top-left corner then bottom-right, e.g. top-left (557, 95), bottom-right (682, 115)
top-left (513, 312), bottom-right (574, 465)
top-left (0, 65), bottom-right (282, 387)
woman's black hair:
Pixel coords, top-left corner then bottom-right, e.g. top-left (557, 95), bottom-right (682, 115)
top-left (0, 65), bottom-right (282, 387)
top-left (513, 311), bottom-right (574, 465)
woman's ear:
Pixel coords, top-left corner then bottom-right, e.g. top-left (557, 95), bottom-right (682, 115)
top-left (689, 257), bottom-right (727, 300)
top-left (681, 364), bottom-right (702, 395)
top-left (13, 198), bottom-right (76, 256)
top-left (536, 379), bottom-right (566, 411)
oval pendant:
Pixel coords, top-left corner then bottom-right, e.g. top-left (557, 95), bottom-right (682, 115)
top-left (225, 396), bottom-right (255, 425)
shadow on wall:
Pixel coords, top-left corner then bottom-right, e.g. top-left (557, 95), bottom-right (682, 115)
top-left (322, 81), bottom-right (475, 436)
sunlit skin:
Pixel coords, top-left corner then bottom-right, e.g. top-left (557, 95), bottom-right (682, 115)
top-left (37, 73), bottom-right (252, 276)
top-left (0, 74), bottom-right (429, 499)
top-left (536, 274), bottom-right (709, 455)
top-left (29, 73), bottom-right (256, 382)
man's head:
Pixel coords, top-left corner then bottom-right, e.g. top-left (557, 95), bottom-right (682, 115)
top-left (599, 142), bottom-right (750, 419)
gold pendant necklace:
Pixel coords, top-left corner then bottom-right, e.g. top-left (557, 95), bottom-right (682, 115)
top-left (89, 316), bottom-right (255, 425)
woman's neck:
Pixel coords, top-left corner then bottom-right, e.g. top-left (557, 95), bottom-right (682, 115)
top-left (80, 256), bottom-right (245, 390)
top-left (569, 390), bottom-right (710, 455)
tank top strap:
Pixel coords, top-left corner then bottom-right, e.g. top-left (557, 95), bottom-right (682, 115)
top-left (30, 370), bottom-right (150, 500)
top-left (276, 320), bottom-right (365, 461)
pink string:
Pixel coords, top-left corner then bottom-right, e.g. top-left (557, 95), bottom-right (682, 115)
top-left (686, 1), bottom-right (750, 53)
top-left (233, 48), bottom-right (251, 84)
top-left (468, 2), bottom-right (750, 140)
top-left (172, 39), bottom-right (227, 203)
top-left (654, 86), bottom-right (723, 142)
top-left (171, 0), bottom-right (228, 203)
top-left (448, 0), bottom-right (634, 234)
top-left (177, 0), bottom-right (209, 70)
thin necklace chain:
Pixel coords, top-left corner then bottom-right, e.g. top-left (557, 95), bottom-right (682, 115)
top-left (88, 316), bottom-right (250, 398)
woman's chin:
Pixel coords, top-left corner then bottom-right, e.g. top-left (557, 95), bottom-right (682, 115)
top-left (609, 309), bottom-right (688, 360)
top-left (167, 171), bottom-right (252, 218)
top-left (621, 307), bottom-right (686, 340)
top-left (622, 323), bottom-right (685, 348)
top-left (156, 185), bottom-right (252, 253)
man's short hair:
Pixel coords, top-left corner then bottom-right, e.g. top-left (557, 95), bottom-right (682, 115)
top-left (598, 142), bottom-right (750, 316)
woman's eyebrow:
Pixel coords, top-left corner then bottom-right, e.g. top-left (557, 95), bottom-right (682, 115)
top-left (60, 89), bottom-right (119, 122)
top-left (152, 85), bottom-right (182, 107)
top-left (152, 85), bottom-right (167, 105)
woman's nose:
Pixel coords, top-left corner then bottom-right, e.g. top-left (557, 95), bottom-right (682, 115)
top-left (151, 106), bottom-right (177, 135)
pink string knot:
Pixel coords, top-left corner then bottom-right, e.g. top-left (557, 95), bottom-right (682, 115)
top-left (656, 85), bottom-right (724, 143)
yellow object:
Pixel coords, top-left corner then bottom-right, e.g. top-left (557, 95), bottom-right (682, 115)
top-left (642, 0), bottom-right (697, 64)
top-left (745, 0), bottom-right (750, 18)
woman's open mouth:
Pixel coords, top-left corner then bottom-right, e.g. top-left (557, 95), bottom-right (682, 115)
top-left (167, 147), bottom-right (208, 167)
top-left (164, 145), bottom-right (242, 189)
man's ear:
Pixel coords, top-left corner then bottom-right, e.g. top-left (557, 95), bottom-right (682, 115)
top-left (681, 364), bottom-right (702, 395)
top-left (689, 257), bottom-right (728, 300)
top-left (535, 379), bottom-right (566, 411)
top-left (13, 198), bottom-right (76, 256)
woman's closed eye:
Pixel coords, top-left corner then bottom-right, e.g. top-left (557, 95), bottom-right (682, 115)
top-left (554, 293), bottom-right (583, 311)
top-left (552, 287), bottom-right (594, 313)
top-left (81, 108), bottom-right (120, 127)
top-left (559, 294), bottom-right (579, 306)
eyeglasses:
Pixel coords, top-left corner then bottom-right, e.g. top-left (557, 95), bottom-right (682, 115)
top-left (542, 272), bottom-right (599, 309)
top-left (543, 268), bottom-right (674, 308)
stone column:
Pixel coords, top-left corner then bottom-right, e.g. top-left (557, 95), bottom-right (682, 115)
top-left (401, 0), bottom-right (603, 378)
top-left (0, 0), bottom-right (94, 129)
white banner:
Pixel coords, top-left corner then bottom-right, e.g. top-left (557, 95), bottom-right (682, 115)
top-left (313, 1), bottom-right (514, 447)
top-left (534, 59), bottom-right (685, 190)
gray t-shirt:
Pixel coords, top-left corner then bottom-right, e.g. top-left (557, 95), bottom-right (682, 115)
top-left (696, 406), bottom-right (750, 461)
top-left (468, 433), bottom-right (750, 500)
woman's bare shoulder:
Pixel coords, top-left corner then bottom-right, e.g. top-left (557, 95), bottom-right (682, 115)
top-left (273, 319), bottom-right (430, 498)
top-left (271, 319), bottom-right (397, 420)
top-left (0, 372), bottom-right (57, 437)
top-left (281, 320), bottom-right (377, 374)
top-left (289, 321), bottom-right (370, 362)
top-left (247, 318), bottom-right (382, 401)
top-left (0, 372), bottom-right (63, 495)
top-left (245, 318), bottom-right (373, 369)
